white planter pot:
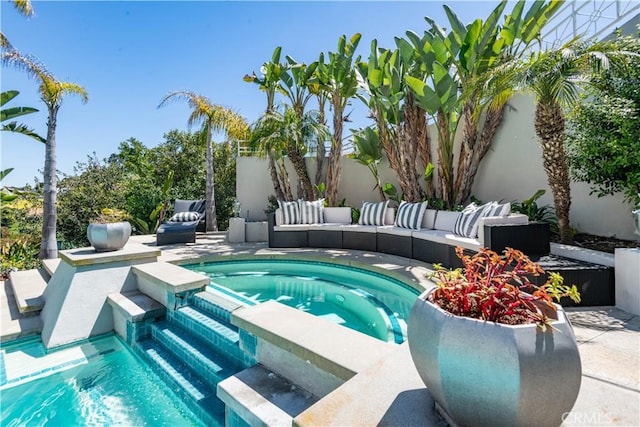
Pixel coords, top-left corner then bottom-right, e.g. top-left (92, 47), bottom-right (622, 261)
top-left (87, 221), bottom-right (132, 252)
top-left (633, 209), bottom-right (640, 236)
top-left (408, 290), bottom-right (582, 427)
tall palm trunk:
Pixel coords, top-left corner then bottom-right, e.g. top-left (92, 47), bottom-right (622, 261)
top-left (39, 105), bottom-right (59, 259)
top-left (454, 103), bottom-right (506, 205)
top-left (288, 144), bottom-right (314, 200)
top-left (276, 158), bottom-right (293, 201)
top-left (268, 155), bottom-right (285, 201)
top-left (326, 101), bottom-right (343, 206)
top-left (205, 124), bottom-right (217, 232)
top-left (535, 101), bottom-right (573, 244)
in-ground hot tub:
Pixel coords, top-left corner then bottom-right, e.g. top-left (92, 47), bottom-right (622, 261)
top-left (183, 259), bottom-right (422, 344)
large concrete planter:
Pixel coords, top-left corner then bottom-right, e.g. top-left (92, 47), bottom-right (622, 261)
top-left (87, 221), bottom-right (131, 252)
top-left (408, 290), bottom-right (582, 427)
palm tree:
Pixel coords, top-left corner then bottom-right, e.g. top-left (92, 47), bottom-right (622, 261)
top-left (278, 57), bottom-right (318, 200)
top-left (1, 0), bottom-right (34, 48)
top-left (248, 109), bottom-right (294, 201)
top-left (2, 49), bottom-right (88, 259)
top-left (244, 47), bottom-right (289, 201)
top-left (159, 91), bottom-right (247, 231)
top-left (515, 40), bottom-right (634, 244)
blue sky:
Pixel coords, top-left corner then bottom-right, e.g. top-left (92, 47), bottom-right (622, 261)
top-left (1, 1), bottom-right (500, 187)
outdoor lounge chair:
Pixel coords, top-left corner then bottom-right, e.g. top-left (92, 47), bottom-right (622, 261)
top-left (156, 199), bottom-right (206, 246)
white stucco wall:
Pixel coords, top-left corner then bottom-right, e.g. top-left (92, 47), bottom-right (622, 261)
top-left (237, 94), bottom-right (637, 240)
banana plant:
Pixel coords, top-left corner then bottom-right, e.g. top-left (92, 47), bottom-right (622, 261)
top-left (357, 40), bottom-right (425, 202)
top-left (349, 127), bottom-right (386, 201)
top-left (1, 168), bottom-right (18, 205)
top-left (445, 0), bottom-right (562, 206)
top-left (404, 0), bottom-right (561, 207)
top-left (315, 33), bottom-right (361, 206)
top-left (404, 29), bottom-right (461, 207)
top-left (1, 90), bottom-right (45, 143)
top-left (131, 170), bottom-right (175, 234)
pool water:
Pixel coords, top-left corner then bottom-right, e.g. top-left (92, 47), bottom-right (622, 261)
top-left (1, 335), bottom-right (203, 427)
top-left (185, 259), bottom-right (421, 343)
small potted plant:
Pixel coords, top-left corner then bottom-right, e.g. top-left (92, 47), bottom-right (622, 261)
top-left (87, 208), bottom-right (132, 252)
top-left (408, 247), bottom-right (581, 427)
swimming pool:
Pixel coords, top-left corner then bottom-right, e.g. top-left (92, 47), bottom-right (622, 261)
top-left (183, 259), bottom-right (421, 344)
top-left (1, 335), bottom-right (204, 426)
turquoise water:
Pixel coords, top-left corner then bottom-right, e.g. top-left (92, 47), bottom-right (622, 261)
top-left (185, 259), bottom-right (420, 343)
top-left (1, 335), bottom-right (203, 427)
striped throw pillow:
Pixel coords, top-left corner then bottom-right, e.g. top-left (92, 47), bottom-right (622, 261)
top-left (358, 201), bottom-right (389, 226)
top-left (484, 201), bottom-right (511, 217)
top-left (170, 211), bottom-right (201, 222)
top-left (453, 202), bottom-right (491, 238)
top-left (394, 201), bottom-right (428, 230)
top-left (278, 200), bottom-right (300, 225)
top-left (299, 199), bottom-right (325, 224)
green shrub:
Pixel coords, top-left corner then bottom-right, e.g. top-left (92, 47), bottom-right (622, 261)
top-left (511, 189), bottom-right (558, 235)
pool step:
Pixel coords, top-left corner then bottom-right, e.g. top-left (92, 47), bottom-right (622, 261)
top-left (151, 320), bottom-right (240, 386)
top-left (8, 268), bottom-right (49, 315)
top-left (192, 290), bottom-right (249, 324)
top-left (170, 305), bottom-right (248, 367)
top-left (136, 339), bottom-right (224, 424)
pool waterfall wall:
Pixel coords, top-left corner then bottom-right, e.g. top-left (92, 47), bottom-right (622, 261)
top-left (39, 243), bottom-right (209, 350)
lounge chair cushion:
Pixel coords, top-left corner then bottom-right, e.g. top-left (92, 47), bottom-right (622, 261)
top-left (170, 211), bottom-right (201, 222)
top-left (394, 201), bottom-right (428, 230)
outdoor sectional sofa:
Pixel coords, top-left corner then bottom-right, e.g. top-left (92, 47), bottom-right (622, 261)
top-left (268, 206), bottom-right (551, 268)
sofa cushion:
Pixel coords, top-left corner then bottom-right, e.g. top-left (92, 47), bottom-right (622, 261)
top-left (421, 209), bottom-right (438, 229)
top-left (394, 201), bottom-right (428, 230)
top-left (359, 201), bottom-right (389, 226)
top-left (383, 207), bottom-right (395, 225)
top-left (434, 211), bottom-right (461, 231)
top-left (341, 224), bottom-right (378, 233)
top-left (308, 223), bottom-right (346, 232)
top-left (377, 226), bottom-right (413, 237)
top-left (323, 207), bottom-right (352, 224)
top-left (278, 200), bottom-right (300, 225)
top-left (453, 203), bottom-right (491, 238)
top-left (299, 199), bottom-right (324, 224)
top-left (485, 201), bottom-right (511, 217)
top-left (273, 224), bottom-right (311, 232)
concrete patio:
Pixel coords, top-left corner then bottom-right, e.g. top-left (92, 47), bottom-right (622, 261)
top-left (1, 232), bottom-right (638, 426)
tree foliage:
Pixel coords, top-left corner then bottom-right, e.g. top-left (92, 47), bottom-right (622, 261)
top-left (567, 35), bottom-right (640, 205)
top-left (56, 130), bottom-right (238, 246)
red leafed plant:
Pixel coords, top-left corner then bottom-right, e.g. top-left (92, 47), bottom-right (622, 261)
top-left (429, 247), bottom-right (581, 329)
